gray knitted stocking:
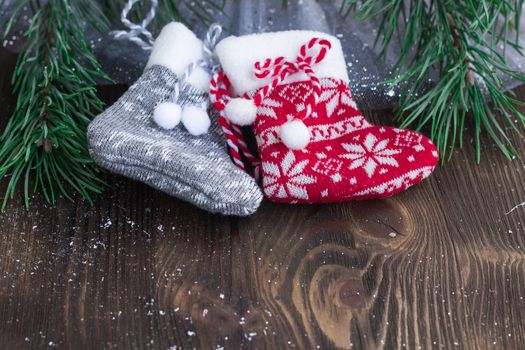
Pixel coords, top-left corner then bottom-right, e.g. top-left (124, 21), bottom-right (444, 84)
top-left (88, 23), bottom-right (263, 216)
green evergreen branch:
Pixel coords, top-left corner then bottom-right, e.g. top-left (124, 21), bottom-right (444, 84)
top-left (0, 0), bottom-right (109, 209)
top-left (0, 0), bottom-right (226, 209)
top-left (346, 0), bottom-right (525, 161)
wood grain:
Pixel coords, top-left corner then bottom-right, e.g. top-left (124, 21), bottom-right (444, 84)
top-left (1, 47), bottom-right (525, 349)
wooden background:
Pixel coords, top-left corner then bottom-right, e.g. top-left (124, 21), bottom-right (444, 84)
top-left (1, 47), bottom-right (525, 350)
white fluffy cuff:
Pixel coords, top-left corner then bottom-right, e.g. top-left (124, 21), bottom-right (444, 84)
top-left (215, 30), bottom-right (349, 96)
top-left (146, 22), bottom-right (209, 91)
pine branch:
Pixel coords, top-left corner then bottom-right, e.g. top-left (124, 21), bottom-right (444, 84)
top-left (0, 0), bottom-right (109, 209)
top-left (0, 0), bottom-right (227, 209)
top-left (346, 0), bottom-right (525, 161)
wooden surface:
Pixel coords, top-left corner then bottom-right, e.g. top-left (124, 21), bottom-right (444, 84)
top-left (1, 48), bottom-right (525, 350)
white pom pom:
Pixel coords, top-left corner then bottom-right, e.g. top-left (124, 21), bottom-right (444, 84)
top-left (181, 105), bottom-right (211, 136)
top-left (224, 98), bottom-right (257, 126)
top-left (279, 120), bottom-right (311, 150)
top-left (153, 102), bottom-right (182, 130)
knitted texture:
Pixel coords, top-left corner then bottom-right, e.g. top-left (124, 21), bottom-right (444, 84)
top-left (253, 77), bottom-right (439, 203)
top-left (88, 65), bottom-right (263, 215)
top-left (214, 32), bottom-right (439, 204)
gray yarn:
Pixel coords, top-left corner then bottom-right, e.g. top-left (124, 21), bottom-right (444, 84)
top-left (88, 65), bottom-right (263, 216)
top-left (110, 0), bottom-right (158, 51)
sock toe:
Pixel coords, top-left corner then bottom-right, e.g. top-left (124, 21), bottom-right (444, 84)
top-left (349, 126), bottom-right (439, 199)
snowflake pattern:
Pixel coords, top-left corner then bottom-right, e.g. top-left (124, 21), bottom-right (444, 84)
top-left (319, 79), bottom-right (358, 117)
top-left (280, 82), bottom-right (316, 106)
top-left (255, 77), bottom-right (438, 203)
top-left (257, 98), bottom-right (283, 120)
top-left (313, 158), bottom-right (342, 176)
top-left (262, 151), bottom-right (316, 200)
top-left (341, 134), bottom-right (401, 178)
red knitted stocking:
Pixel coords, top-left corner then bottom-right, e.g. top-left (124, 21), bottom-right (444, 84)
top-left (212, 31), bottom-right (438, 203)
top-left (254, 77), bottom-right (438, 202)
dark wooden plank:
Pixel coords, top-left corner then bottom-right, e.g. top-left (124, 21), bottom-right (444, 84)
top-left (1, 46), bottom-right (525, 349)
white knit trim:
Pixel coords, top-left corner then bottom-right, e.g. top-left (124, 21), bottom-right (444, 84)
top-left (146, 22), bottom-right (204, 77)
top-left (215, 31), bottom-right (349, 96)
